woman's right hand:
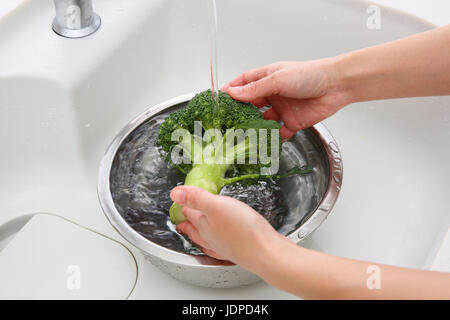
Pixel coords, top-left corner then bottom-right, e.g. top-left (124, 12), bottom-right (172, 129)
top-left (222, 60), bottom-right (350, 140)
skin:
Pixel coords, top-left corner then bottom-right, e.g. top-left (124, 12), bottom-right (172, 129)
top-left (171, 25), bottom-right (450, 299)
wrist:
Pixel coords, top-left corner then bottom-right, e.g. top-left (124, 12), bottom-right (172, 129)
top-left (251, 233), bottom-right (300, 284)
top-left (325, 54), bottom-right (359, 107)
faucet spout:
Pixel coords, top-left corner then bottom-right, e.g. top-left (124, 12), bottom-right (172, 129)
top-left (52, 0), bottom-right (101, 38)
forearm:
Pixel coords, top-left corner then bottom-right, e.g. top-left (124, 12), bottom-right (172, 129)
top-left (331, 24), bottom-right (450, 104)
top-left (253, 237), bottom-right (450, 299)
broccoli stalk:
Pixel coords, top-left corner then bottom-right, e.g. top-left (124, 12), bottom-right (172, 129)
top-left (169, 164), bottom-right (228, 224)
top-left (158, 90), bottom-right (313, 224)
top-left (169, 164), bottom-right (313, 224)
top-left (168, 122), bottom-right (312, 224)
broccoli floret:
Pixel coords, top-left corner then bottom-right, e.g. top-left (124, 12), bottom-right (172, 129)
top-left (157, 90), bottom-right (312, 224)
top-left (158, 90), bottom-right (262, 154)
top-left (186, 90), bottom-right (264, 131)
top-left (158, 109), bottom-right (195, 154)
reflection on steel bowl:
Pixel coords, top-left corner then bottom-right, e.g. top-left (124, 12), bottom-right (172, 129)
top-left (98, 93), bottom-right (343, 288)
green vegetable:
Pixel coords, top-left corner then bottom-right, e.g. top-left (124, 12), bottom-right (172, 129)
top-left (158, 90), bottom-right (313, 224)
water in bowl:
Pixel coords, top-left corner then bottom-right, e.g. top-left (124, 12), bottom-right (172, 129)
top-left (109, 107), bottom-right (322, 255)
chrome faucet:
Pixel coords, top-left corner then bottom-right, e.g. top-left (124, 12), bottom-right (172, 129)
top-left (52, 0), bottom-right (101, 38)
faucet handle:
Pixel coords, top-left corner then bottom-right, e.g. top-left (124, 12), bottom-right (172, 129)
top-left (52, 0), bottom-right (101, 38)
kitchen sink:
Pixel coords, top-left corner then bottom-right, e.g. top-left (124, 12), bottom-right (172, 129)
top-left (0, 0), bottom-right (448, 299)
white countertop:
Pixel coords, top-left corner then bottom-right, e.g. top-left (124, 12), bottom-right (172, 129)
top-left (371, 0), bottom-right (450, 26)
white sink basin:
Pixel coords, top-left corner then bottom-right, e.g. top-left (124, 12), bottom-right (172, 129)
top-left (0, 0), bottom-right (448, 299)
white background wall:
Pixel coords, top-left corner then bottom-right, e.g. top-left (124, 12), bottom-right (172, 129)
top-left (371, 0), bottom-right (450, 26)
top-left (1, 1), bottom-right (449, 26)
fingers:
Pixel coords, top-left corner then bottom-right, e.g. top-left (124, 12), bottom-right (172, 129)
top-left (223, 64), bottom-right (280, 89)
top-left (176, 221), bottom-right (209, 249)
top-left (170, 186), bottom-right (219, 214)
top-left (227, 74), bottom-right (281, 102)
top-left (251, 97), bottom-right (270, 108)
top-left (263, 107), bottom-right (280, 121)
top-left (200, 247), bottom-right (227, 261)
top-left (280, 125), bottom-right (297, 141)
top-left (181, 206), bottom-right (207, 229)
top-left (264, 106), bottom-right (297, 140)
top-left (177, 222), bottom-right (226, 260)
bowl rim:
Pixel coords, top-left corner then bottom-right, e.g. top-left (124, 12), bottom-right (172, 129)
top-left (97, 92), bottom-right (343, 267)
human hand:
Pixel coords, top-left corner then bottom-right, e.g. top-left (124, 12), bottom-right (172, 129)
top-left (170, 185), bottom-right (285, 271)
top-left (222, 60), bottom-right (349, 140)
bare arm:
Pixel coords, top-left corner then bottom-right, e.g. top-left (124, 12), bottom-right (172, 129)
top-left (171, 187), bottom-right (450, 300)
top-left (171, 26), bottom-right (450, 299)
top-left (334, 24), bottom-right (450, 102)
top-left (222, 25), bottom-right (450, 139)
top-left (257, 236), bottom-right (450, 300)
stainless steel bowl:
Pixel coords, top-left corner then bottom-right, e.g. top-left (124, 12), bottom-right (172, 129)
top-left (98, 92), bottom-right (343, 288)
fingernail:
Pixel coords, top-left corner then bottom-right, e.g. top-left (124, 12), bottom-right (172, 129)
top-left (171, 188), bottom-right (186, 204)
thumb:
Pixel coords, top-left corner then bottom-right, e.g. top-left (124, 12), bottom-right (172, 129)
top-left (227, 74), bottom-right (280, 101)
top-left (170, 186), bottom-right (219, 214)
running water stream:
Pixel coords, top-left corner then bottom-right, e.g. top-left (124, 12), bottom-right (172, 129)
top-left (208, 0), bottom-right (220, 112)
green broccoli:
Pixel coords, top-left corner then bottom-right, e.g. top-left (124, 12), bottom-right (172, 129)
top-left (158, 90), bottom-right (312, 224)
